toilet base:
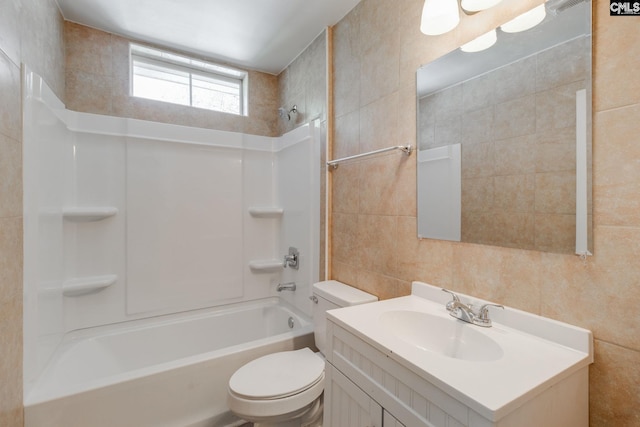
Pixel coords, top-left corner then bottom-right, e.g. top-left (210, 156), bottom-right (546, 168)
top-left (251, 395), bottom-right (322, 427)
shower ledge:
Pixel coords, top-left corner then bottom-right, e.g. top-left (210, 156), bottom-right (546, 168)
top-left (63, 207), bottom-right (118, 222)
top-left (63, 274), bottom-right (117, 297)
top-left (249, 259), bottom-right (284, 273)
top-left (248, 207), bottom-right (284, 218)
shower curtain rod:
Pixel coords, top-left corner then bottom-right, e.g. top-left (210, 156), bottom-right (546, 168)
top-left (327, 144), bottom-right (413, 169)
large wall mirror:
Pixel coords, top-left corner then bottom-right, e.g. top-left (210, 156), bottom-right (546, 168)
top-left (416, 0), bottom-right (592, 255)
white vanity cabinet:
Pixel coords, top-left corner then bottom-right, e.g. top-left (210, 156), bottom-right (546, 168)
top-left (322, 281), bottom-right (593, 427)
top-left (324, 362), bottom-right (405, 427)
top-left (325, 322), bottom-right (470, 427)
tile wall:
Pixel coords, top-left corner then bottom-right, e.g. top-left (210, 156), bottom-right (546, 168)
top-left (277, 31), bottom-right (328, 135)
top-left (330, 0), bottom-right (640, 425)
top-left (0, 0), bottom-right (65, 424)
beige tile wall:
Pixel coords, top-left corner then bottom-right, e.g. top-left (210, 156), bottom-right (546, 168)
top-left (278, 31), bottom-right (327, 135)
top-left (0, 0), bottom-right (65, 424)
top-left (64, 22), bottom-right (280, 137)
top-left (331, 0), bottom-right (640, 425)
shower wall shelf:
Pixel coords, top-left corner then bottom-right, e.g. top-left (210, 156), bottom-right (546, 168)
top-left (62, 207), bottom-right (118, 222)
top-left (248, 207), bottom-right (284, 218)
top-left (327, 144), bottom-right (413, 169)
top-left (249, 260), bottom-right (283, 273)
top-left (62, 274), bottom-right (117, 297)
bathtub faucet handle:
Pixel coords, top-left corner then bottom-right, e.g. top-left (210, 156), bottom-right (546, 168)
top-left (283, 247), bottom-right (299, 269)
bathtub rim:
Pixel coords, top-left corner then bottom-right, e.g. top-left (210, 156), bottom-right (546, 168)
top-left (25, 296), bottom-right (313, 406)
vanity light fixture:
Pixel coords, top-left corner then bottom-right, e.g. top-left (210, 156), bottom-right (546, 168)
top-left (460, 0), bottom-right (503, 13)
top-left (420, 0), bottom-right (460, 36)
top-left (501, 4), bottom-right (547, 33)
top-left (420, 0), bottom-right (506, 36)
top-left (460, 29), bottom-right (497, 52)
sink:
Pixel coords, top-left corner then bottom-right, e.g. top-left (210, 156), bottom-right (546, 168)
top-left (379, 310), bottom-right (504, 362)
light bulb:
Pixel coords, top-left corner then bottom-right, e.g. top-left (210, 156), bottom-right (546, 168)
top-left (420, 0), bottom-right (460, 36)
top-left (501, 4), bottom-right (547, 33)
top-left (460, 29), bottom-right (497, 53)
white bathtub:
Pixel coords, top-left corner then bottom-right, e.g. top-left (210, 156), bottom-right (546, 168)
top-left (25, 298), bottom-right (315, 427)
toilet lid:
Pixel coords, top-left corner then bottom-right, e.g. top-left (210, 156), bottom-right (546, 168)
top-left (229, 348), bottom-right (325, 399)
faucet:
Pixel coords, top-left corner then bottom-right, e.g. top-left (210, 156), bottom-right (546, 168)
top-left (277, 282), bottom-right (296, 292)
top-left (441, 288), bottom-right (503, 327)
top-left (283, 247), bottom-right (299, 269)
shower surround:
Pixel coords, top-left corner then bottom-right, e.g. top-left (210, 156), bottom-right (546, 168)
top-left (23, 68), bottom-right (321, 425)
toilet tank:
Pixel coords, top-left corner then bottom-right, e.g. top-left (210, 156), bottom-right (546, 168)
top-left (312, 280), bottom-right (377, 354)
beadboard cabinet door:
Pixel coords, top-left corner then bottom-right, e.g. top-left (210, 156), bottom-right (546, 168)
top-left (383, 410), bottom-right (406, 427)
top-left (324, 362), bottom-right (383, 427)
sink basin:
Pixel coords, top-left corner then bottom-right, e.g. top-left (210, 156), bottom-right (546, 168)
top-left (379, 310), bottom-right (504, 362)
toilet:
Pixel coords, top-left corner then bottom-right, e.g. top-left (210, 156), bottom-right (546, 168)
top-left (227, 280), bottom-right (377, 427)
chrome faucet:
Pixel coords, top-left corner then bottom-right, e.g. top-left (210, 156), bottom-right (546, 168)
top-left (277, 282), bottom-right (296, 292)
top-left (441, 288), bottom-right (503, 327)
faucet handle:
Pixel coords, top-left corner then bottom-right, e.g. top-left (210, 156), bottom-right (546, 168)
top-left (441, 288), bottom-right (460, 301)
top-left (475, 303), bottom-right (504, 327)
top-left (283, 247), bottom-right (299, 269)
top-left (441, 288), bottom-right (460, 311)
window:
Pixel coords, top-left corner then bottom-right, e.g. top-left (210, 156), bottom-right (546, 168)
top-left (130, 44), bottom-right (247, 115)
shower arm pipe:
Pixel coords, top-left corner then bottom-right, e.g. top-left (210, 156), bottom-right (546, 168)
top-left (327, 144), bottom-right (413, 169)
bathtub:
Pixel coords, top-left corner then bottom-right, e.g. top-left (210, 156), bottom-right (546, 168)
top-left (24, 298), bottom-right (315, 427)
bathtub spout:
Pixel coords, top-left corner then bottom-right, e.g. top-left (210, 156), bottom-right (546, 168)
top-left (277, 282), bottom-right (296, 292)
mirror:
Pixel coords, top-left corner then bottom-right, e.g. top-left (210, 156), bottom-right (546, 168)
top-left (416, 0), bottom-right (592, 254)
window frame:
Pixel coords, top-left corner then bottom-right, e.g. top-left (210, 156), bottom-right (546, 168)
top-left (130, 43), bottom-right (248, 116)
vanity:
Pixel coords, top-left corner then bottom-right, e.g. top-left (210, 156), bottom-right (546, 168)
top-left (323, 282), bottom-right (593, 427)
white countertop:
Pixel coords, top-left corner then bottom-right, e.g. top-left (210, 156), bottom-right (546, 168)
top-left (326, 281), bottom-right (593, 421)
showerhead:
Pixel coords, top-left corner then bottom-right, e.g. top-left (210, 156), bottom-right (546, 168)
top-left (278, 105), bottom-right (298, 121)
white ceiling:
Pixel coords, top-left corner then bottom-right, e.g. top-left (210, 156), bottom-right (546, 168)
top-left (57, 0), bottom-right (361, 75)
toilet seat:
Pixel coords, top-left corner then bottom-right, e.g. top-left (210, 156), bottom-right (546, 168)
top-left (227, 348), bottom-right (325, 420)
top-left (229, 348), bottom-right (325, 399)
